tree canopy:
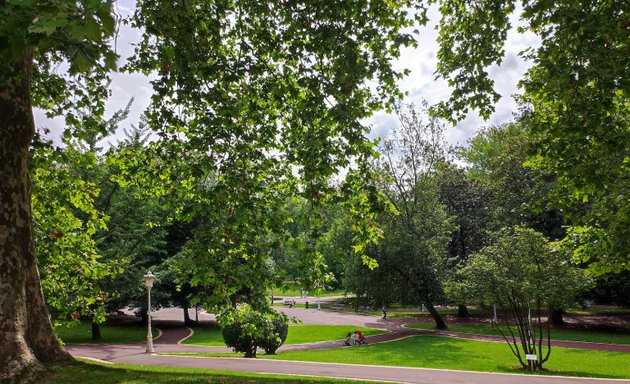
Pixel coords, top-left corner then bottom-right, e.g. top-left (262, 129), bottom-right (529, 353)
top-left (433, 0), bottom-right (629, 274)
top-left (0, 1), bottom-right (428, 381)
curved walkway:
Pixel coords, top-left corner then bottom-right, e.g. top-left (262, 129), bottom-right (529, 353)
top-left (66, 307), bottom-right (630, 384)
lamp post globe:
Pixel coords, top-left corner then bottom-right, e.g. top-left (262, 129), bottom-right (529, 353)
top-left (144, 271), bottom-right (155, 353)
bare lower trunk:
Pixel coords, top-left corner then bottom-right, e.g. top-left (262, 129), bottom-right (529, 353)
top-left (0, 50), bottom-right (70, 383)
top-left (550, 308), bottom-right (564, 325)
top-left (183, 303), bottom-right (193, 325)
top-left (425, 301), bottom-right (448, 330)
top-left (457, 304), bottom-right (470, 318)
top-left (91, 321), bottom-right (102, 341)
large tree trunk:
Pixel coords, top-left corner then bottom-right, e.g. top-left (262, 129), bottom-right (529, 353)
top-left (425, 301), bottom-right (448, 330)
top-left (0, 50), bottom-right (71, 383)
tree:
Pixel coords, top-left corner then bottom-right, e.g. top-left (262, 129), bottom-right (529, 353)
top-left (433, 0), bottom-right (629, 274)
top-left (462, 123), bottom-right (564, 240)
top-left (1, 0), bottom-right (432, 379)
top-left (270, 197), bottom-right (345, 299)
top-left (0, 2), bottom-right (117, 380)
top-left (30, 134), bottom-right (117, 342)
top-left (365, 103), bottom-right (454, 329)
top-left (461, 226), bottom-right (590, 371)
top-left (118, 0), bottom-right (428, 315)
top-left (460, 122), bottom-right (573, 323)
top-left (435, 162), bottom-right (491, 317)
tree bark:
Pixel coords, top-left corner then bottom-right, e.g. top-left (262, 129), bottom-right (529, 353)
top-left (457, 304), bottom-right (470, 318)
top-left (183, 303), bottom-right (193, 326)
top-left (425, 301), bottom-right (448, 330)
top-left (91, 321), bottom-right (102, 341)
top-left (550, 308), bottom-right (565, 325)
top-left (0, 50), bottom-right (70, 383)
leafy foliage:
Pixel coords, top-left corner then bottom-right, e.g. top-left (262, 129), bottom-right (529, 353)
top-left (461, 122), bottom-right (565, 239)
top-left (30, 134), bottom-right (115, 325)
top-left (461, 226), bottom-right (591, 370)
top-left (433, 0), bottom-right (629, 274)
top-left (348, 103), bottom-right (453, 329)
top-left (218, 305), bottom-right (289, 357)
top-left (260, 317), bottom-right (290, 355)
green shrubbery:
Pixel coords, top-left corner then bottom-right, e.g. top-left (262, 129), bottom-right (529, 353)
top-left (218, 305), bottom-right (289, 357)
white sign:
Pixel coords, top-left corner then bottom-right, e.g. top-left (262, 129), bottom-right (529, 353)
top-left (525, 354), bottom-right (538, 361)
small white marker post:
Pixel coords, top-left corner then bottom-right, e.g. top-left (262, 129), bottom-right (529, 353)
top-left (526, 353), bottom-right (537, 371)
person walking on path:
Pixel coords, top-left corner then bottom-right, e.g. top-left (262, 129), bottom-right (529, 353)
top-left (382, 305), bottom-right (387, 320)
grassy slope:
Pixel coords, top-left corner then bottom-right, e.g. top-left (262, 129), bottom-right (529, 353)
top-left (55, 321), bottom-right (157, 344)
top-left (41, 360), bottom-right (380, 384)
top-left (184, 325), bottom-right (385, 346)
top-left (408, 323), bottom-right (630, 344)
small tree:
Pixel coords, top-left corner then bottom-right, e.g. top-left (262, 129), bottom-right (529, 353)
top-left (218, 305), bottom-right (289, 358)
top-left (462, 226), bottom-right (589, 370)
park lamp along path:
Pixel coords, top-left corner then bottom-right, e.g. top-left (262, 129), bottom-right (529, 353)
top-left (144, 271), bottom-right (155, 354)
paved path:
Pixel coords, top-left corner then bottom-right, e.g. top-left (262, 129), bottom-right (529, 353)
top-left (67, 307), bottom-right (630, 384)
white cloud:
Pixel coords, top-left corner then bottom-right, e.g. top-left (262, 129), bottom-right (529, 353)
top-left (378, 4), bottom-right (540, 147)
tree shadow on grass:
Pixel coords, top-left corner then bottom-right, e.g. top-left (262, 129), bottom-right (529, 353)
top-left (43, 361), bottom-right (367, 384)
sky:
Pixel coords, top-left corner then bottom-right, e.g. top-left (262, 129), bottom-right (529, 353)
top-left (34, 2), bottom-right (539, 149)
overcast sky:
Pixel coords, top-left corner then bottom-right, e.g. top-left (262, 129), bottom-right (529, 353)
top-left (34, 2), bottom-right (539, 149)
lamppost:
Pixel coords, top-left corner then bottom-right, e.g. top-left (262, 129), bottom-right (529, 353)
top-left (144, 271), bottom-right (155, 353)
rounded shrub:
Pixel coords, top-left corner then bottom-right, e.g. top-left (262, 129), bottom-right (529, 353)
top-left (218, 304), bottom-right (289, 357)
top-left (260, 316), bottom-right (289, 354)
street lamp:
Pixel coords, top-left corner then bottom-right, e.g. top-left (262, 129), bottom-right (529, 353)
top-left (144, 271), bottom-right (155, 353)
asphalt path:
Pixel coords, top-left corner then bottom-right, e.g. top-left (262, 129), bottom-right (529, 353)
top-left (67, 306), bottom-right (630, 384)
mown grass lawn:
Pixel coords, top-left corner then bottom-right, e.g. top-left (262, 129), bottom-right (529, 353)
top-left (179, 336), bottom-right (630, 379)
top-left (184, 325), bottom-right (384, 346)
top-left (40, 360), bottom-right (380, 384)
top-left (54, 321), bottom-right (157, 344)
top-left (408, 322), bottom-right (630, 344)
top-left (271, 284), bottom-right (347, 298)
top-left (266, 336), bottom-right (630, 379)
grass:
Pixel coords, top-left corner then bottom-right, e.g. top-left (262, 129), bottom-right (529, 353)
top-left (184, 325), bottom-right (224, 346)
top-left (407, 322), bottom-right (630, 344)
top-left (184, 325), bottom-right (385, 346)
top-left (285, 325), bottom-right (384, 344)
top-left (40, 360), bottom-right (382, 383)
top-left (170, 336), bottom-right (630, 379)
top-left (271, 288), bottom-right (347, 298)
top-left (54, 321), bottom-right (157, 344)
top-left (266, 336), bottom-right (630, 379)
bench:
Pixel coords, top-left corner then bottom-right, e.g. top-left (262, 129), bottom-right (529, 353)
top-left (357, 306), bottom-right (369, 314)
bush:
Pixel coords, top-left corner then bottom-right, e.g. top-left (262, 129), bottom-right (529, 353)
top-left (260, 316), bottom-right (289, 354)
top-left (218, 304), bottom-right (289, 357)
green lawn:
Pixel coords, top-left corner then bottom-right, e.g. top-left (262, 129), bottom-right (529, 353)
top-left (408, 322), bottom-right (630, 344)
top-left (40, 360), bottom-right (382, 384)
top-left (267, 336), bottom-right (630, 379)
top-left (54, 321), bottom-right (157, 344)
top-left (271, 288), bottom-right (348, 298)
top-left (184, 325), bottom-right (384, 346)
top-left (170, 336), bottom-right (630, 379)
